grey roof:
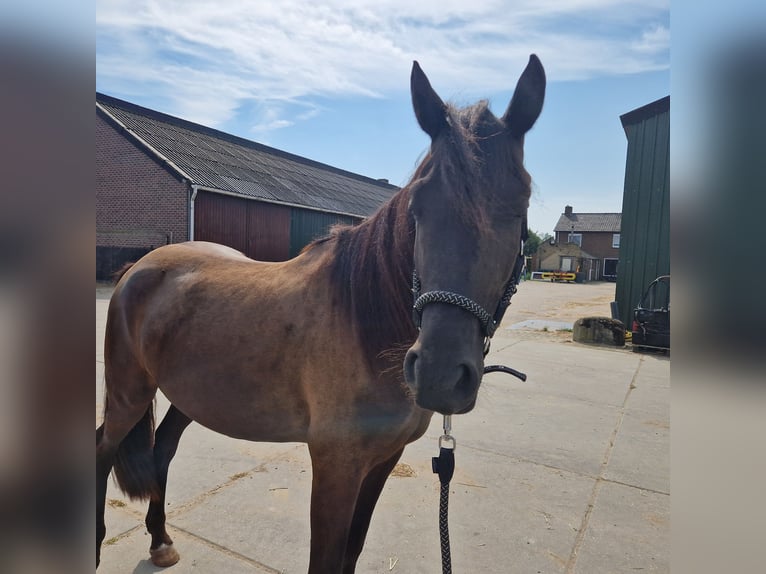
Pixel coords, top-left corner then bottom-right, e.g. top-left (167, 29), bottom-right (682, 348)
top-left (96, 93), bottom-right (399, 218)
top-left (554, 212), bottom-right (621, 233)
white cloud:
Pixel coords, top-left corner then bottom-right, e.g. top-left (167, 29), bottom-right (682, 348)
top-left (633, 23), bottom-right (671, 54)
top-left (250, 106), bottom-right (295, 134)
top-left (97, 0), bottom-right (669, 130)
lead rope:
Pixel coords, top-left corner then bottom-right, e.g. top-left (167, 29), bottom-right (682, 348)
top-left (431, 373), bottom-right (525, 574)
top-left (432, 415), bottom-right (456, 574)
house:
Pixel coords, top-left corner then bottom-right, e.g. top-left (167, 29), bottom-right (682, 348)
top-left (96, 93), bottom-right (399, 280)
top-left (533, 205), bottom-right (621, 281)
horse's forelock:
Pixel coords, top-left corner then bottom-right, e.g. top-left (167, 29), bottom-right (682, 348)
top-left (422, 100), bottom-right (524, 229)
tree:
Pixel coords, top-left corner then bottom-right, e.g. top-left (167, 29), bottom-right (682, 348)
top-left (523, 229), bottom-right (552, 257)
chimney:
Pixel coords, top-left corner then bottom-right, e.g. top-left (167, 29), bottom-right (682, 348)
top-left (564, 205), bottom-right (573, 216)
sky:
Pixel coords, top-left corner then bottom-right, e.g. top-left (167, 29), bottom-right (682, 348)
top-left (96, 0), bottom-right (670, 236)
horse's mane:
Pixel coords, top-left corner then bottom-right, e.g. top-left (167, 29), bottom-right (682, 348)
top-left (323, 174), bottom-right (418, 375)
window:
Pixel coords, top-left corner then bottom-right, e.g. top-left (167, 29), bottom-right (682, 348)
top-left (612, 233), bottom-right (620, 248)
top-left (603, 258), bottom-right (618, 280)
top-left (568, 233), bottom-right (582, 246)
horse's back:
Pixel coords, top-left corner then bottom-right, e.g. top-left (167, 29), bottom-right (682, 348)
top-left (166, 241), bottom-right (254, 262)
top-left (113, 240), bottom-right (272, 305)
top-left (116, 241), bottom-right (253, 282)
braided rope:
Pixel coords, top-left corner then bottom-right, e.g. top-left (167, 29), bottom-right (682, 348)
top-left (492, 279), bottom-right (518, 325)
top-left (414, 290), bottom-right (494, 334)
top-left (439, 481), bottom-right (452, 574)
top-left (499, 280), bottom-right (518, 309)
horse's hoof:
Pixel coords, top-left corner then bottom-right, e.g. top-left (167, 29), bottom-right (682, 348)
top-left (150, 543), bottom-right (180, 567)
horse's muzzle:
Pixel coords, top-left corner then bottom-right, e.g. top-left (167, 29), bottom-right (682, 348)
top-left (403, 342), bottom-right (481, 414)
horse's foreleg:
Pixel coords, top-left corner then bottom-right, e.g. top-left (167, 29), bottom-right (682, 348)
top-left (145, 405), bottom-right (192, 567)
top-left (343, 448), bottom-right (405, 574)
top-left (308, 445), bottom-right (367, 574)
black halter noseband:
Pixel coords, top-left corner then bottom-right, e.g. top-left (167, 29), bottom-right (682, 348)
top-left (411, 224), bottom-right (528, 342)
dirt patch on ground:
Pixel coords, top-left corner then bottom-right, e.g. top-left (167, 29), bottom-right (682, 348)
top-left (502, 280), bottom-right (616, 324)
top-left (498, 280), bottom-right (617, 341)
top-left (390, 463), bottom-right (417, 478)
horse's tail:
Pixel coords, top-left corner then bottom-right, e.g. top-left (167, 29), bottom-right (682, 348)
top-left (111, 398), bottom-right (159, 501)
top-left (112, 261), bottom-right (135, 284)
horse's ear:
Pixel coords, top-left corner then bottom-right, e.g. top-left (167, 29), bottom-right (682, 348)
top-left (411, 61), bottom-right (448, 140)
top-left (503, 54), bottom-right (546, 138)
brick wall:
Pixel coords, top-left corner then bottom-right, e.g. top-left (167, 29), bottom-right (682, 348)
top-left (581, 231), bottom-right (619, 261)
top-left (555, 230), bottom-right (619, 261)
top-left (96, 112), bottom-right (188, 250)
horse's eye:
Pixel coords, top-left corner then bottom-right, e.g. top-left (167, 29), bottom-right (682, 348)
top-left (408, 197), bottom-right (424, 221)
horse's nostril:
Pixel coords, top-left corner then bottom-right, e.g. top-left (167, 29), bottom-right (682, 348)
top-left (455, 364), bottom-right (469, 392)
top-left (455, 363), bottom-right (478, 397)
top-left (403, 348), bottom-right (420, 386)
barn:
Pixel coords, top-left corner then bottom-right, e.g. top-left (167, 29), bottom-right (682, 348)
top-left (614, 96), bottom-right (670, 327)
top-left (96, 93), bottom-right (399, 280)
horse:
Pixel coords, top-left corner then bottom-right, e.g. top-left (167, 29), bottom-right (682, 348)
top-left (96, 55), bottom-right (545, 573)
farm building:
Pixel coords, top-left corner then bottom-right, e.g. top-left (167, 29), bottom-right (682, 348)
top-left (96, 93), bottom-right (399, 280)
top-left (614, 96), bottom-right (670, 328)
top-left (532, 206), bottom-right (621, 281)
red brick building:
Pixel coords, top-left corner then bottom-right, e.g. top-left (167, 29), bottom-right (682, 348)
top-left (533, 205), bottom-right (621, 281)
top-left (96, 93), bottom-right (398, 280)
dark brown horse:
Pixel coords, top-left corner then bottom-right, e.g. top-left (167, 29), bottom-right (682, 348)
top-left (97, 55), bottom-right (545, 573)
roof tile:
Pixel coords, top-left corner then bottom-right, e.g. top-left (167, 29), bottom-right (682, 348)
top-left (554, 212), bottom-right (621, 233)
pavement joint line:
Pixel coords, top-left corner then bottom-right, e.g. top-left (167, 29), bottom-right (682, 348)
top-left (166, 523), bottom-right (285, 573)
top-left (166, 469), bottom-right (257, 516)
top-left (478, 381), bottom-right (636, 411)
top-left (165, 444), bottom-right (306, 519)
top-left (488, 338), bottom-right (523, 353)
top-left (106, 496), bottom-right (148, 521)
top-left (564, 355), bottom-right (644, 574)
top-left (102, 523), bottom-right (143, 546)
top-left (454, 441), bottom-right (648, 491)
top-left (104, 447), bottom-right (307, 523)
top-left (165, 478), bottom-right (256, 519)
top-left (602, 478), bottom-right (669, 497)
top-left (457, 440), bottom-right (669, 497)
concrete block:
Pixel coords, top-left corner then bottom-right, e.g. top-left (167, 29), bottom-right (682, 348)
top-left (573, 317), bottom-right (625, 346)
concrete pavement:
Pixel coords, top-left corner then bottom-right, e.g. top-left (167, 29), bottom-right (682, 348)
top-left (96, 291), bottom-right (669, 573)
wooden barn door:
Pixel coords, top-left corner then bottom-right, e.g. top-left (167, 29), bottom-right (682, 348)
top-left (246, 201), bottom-right (290, 261)
top-left (194, 191), bottom-right (290, 261)
top-left (194, 191), bottom-right (248, 254)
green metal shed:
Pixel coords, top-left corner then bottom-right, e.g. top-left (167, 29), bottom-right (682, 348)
top-left (615, 96), bottom-right (670, 329)
top-left (289, 209), bottom-right (360, 257)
